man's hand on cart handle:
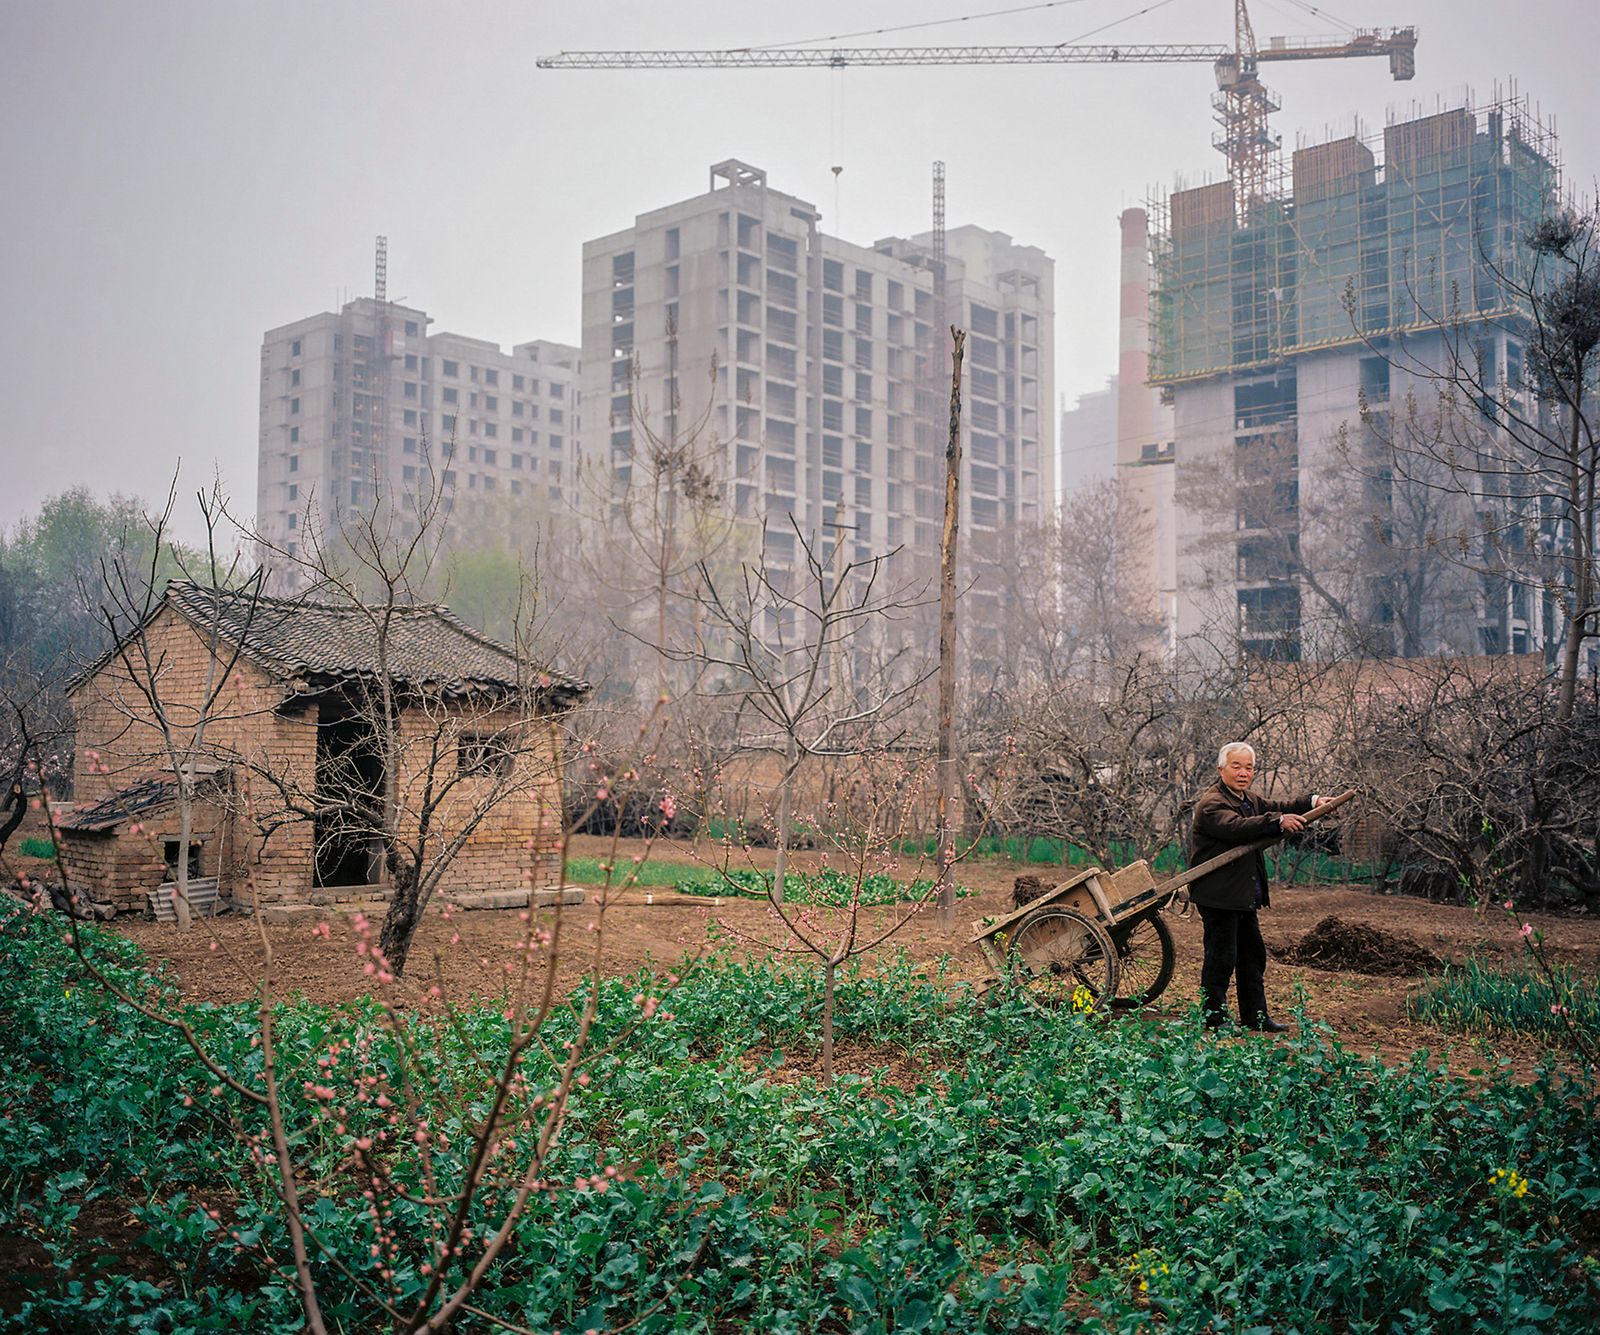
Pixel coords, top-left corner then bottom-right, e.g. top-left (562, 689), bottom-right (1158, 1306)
top-left (1280, 789), bottom-right (1358, 836)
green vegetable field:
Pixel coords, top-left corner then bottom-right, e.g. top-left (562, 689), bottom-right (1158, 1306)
top-left (2, 901), bottom-right (1597, 1332)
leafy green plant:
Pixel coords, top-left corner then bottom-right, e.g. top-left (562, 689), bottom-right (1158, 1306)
top-left (4, 899), bottom-right (1597, 1332)
top-left (16, 835), bottom-right (56, 859)
top-left (563, 856), bottom-right (969, 904)
top-left (1411, 957), bottom-right (1600, 1043)
top-left (563, 853), bottom-right (700, 887)
top-left (670, 867), bottom-right (971, 906)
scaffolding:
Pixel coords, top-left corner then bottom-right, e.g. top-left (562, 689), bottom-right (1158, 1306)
top-left (1150, 92), bottom-right (1561, 385)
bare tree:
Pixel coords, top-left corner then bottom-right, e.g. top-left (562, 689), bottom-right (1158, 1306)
top-left (1328, 656), bottom-right (1600, 909)
top-left (242, 465), bottom-right (585, 976)
top-left (577, 340), bottom-right (744, 703)
top-left (677, 517), bottom-right (932, 904)
top-left (77, 475), bottom-right (263, 931)
top-left (23, 482), bottom-right (689, 1334)
top-left (703, 754), bottom-right (940, 1085)
top-left (1351, 204), bottom-right (1600, 712)
top-left (977, 477), bottom-right (1163, 707)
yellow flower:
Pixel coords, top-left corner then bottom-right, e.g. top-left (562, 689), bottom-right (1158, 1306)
top-left (1127, 1247), bottom-right (1168, 1291)
top-left (1487, 1167), bottom-right (1530, 1199)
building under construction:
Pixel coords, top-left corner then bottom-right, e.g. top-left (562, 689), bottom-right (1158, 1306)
top-left (1145, 93), bottom-right (1562, 662)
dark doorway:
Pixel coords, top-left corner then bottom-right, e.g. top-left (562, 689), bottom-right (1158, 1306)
top-left (313, 691), bottom-right (384, 888)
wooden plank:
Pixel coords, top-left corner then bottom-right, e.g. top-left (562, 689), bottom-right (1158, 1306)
top-left (966, 866), bottom-right (1104, 947)
top-left (1107, 860), bottom-right (1155, 898)
top-left (1079, 872), bottom-right (1117, 924)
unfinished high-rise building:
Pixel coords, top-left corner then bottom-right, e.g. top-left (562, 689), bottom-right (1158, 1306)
top-left (579, 160), bottom-right (1054, 676)
top-left (258, 291), bottom-right (580, 588)
top-left (1147, 95), bottom-right (1563, 663)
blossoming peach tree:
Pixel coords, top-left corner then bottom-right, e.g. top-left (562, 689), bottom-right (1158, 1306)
top-left (16, 730), bottom-right (692, 1334)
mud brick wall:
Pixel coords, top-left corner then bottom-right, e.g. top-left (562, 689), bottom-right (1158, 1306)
top-left (68, 610), bottom-right (573, 909)
top-left (394, 702), bottom-right (567, 897)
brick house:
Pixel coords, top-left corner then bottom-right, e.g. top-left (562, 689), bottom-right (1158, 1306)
top-left (58, 581), bottom-right (587, 916)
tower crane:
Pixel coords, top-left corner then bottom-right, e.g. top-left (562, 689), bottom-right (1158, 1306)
top-left (539, 1), bottom-right (1417, 217)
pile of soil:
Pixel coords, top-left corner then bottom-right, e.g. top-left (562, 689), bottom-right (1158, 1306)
top-left (1282, 915), bottom-right (1438, 976)
top-left (1013, 875), bottom-right (1051, 910)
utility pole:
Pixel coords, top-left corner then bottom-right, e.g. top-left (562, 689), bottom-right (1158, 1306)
top-left (935, 327), bottom-right (966, 926)
top-left (827, 495), bottom-right (850, 702)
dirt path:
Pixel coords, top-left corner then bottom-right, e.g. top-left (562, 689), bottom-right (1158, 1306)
top-left (97, 834), bottom-right (1600, 1076)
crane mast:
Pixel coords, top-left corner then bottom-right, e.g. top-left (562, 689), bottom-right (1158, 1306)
top-left (1214, 0), bottom-right (1278, 213)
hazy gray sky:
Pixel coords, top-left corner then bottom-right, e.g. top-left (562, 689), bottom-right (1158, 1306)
top-left (4, 0), bottom-right (1597, 541)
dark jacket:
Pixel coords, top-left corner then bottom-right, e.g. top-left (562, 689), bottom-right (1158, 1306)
top-left (1189, 780), bottom-right (1315, 911)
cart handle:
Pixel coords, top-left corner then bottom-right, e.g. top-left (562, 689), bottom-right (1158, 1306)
top-left (1149, 788), bottom-right (1358, 901)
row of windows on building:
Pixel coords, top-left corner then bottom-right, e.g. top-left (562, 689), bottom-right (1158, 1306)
top-left (430, 359), bottom-right (566, 392)
top-left (423, 387), bottom-right (567, 421)
top-left (283, 418), bottom-right (567, 451)
top-left (288, 332), bottom-right (570, 398)
top-left (282, 470), bottom-right (564, 527)
top-left (285, 395), bottom-right (570, 428)
top-left (416, 414), bottom-right (568, 448)
top-left (284, 428), bottom-right (564, 469)
top-left (285, 385), bottom-right (569, 414)
top-left (404, 446), bottom-right (561, 474)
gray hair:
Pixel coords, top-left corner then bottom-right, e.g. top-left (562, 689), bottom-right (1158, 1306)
top-left (1217, 741), bottom-right (1256, 767)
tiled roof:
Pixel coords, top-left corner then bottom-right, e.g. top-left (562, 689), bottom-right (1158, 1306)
top-left (57, 778), bottom-right (179, 832)
top-left (157, 582), bottom-right (587, 704)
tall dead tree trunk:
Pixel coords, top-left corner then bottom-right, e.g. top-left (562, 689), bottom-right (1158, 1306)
top-left (935, 327), bottom-right (967, 926)
top-left (1557, 377), bottom-right (1593, 722)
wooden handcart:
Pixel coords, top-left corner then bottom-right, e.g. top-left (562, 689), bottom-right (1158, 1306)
top-left (968, 790), bottom-right (1355, 1011)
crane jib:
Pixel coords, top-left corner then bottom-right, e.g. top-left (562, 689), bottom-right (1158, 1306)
top-left (536, 31), bottom-right (1417, 73)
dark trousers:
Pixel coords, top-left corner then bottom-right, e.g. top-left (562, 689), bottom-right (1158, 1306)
top-left (1197, 905), bottom-right (1268, 1025)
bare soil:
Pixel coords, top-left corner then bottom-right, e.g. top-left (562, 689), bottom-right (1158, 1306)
top-left (37, 834), bottom-right (1600, 1078)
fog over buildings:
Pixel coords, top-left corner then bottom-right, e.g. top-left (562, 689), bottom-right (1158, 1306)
top-left (5, 1), bottom-right (1600, 664)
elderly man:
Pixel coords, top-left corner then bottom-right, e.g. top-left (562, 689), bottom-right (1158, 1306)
top-left (1190, 742), bottom-right (1318, 1032)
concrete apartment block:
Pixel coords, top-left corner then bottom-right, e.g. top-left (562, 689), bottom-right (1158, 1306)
top-left (258, 299), bottom-right (580, 587)
top-left (579, 160), bottom-right (1054, 671)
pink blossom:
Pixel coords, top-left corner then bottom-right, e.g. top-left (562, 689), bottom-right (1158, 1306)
top-left (1520, 923), bottom-right (1534, 938)
top-left (659, 793), bottom-right (677, 821)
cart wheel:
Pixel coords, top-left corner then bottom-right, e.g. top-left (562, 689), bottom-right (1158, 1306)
top-left (1110, 910), bottom-right (1176, 1010)
top-left (1007, 906), bottom-right (1120, 1011)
